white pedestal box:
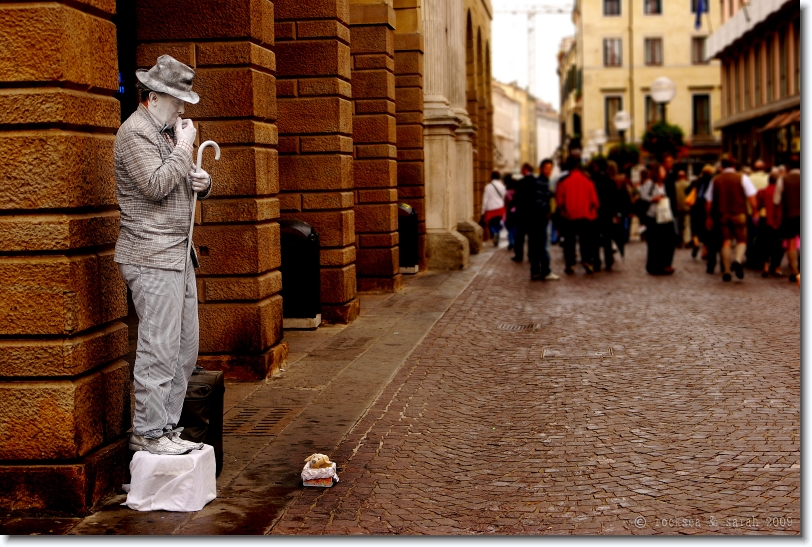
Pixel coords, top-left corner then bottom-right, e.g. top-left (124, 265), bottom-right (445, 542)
top-left (123, 444), bottom-right (217, 512)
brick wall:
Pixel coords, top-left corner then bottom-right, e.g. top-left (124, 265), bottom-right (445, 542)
top-left (350, 2), bottom-right (401, 293)
top-left (133, 0), bottom-right (287, 381)
top-left (275, 0), bottom-right (360, 323)
top-left (0, 0), bottom-right (130, 514)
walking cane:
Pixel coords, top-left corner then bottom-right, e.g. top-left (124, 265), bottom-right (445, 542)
top-left (185, 141), bottom-right (221, 272)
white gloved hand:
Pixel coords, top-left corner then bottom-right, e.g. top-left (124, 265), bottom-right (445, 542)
top-left (189, 169), bottom-right (210, 193)
top-left (175, 117), bottom-right (197, 145)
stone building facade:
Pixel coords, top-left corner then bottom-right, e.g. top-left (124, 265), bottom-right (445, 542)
top-left (706, 0), bottom-right (800, 167)
top-left (0, 0), bottom-right (492, 516)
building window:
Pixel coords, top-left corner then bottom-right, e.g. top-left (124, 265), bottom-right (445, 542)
top-left (645, 38), bottom-right (663, 65)
top-left (725, 64), bottom-right (732, 115)
top-left (754, 41), bottom-right (762, 106)
top-left (693, 94), bottom-right (711, 136)
top-left (744, 53), bottom-right (751, 109)
top-left (645, 95), bottom-right (665, 128)
top-left (779, 30), bottom-right (788, 98)
top-left (605, 96), bottom-right (623, 136)
top-left (794, 18), bottom-right (800, 94)
top-left (734, 55), bottom-right (741, 112)
top-left (766, 36), bottom-right (774, 102)
top-left (604, 0), bottom-right (621, 15)
top-left (691, 37), bottom-right (707, 64)
top-left (603, 39), bottom-right (622, 67)
top-left (644, 0), bottom-right (662, 14)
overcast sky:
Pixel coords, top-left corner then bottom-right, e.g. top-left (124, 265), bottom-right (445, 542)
top-left (491, 0), bottom-right (576, 111)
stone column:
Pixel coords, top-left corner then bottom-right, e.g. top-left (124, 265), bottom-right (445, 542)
top-left (0, 1), bottom-right (130, 514)
top-left (449, 0), bottom-right (481, 254)
top-left (350, 1), bottom-right (401, 293)
top-left (275, 0), bottom-right (360, 323)
top-left (423, 0), bottom-right (469, 269)
top-left (394, 3), bottom-right (427, 269)
top-left (134, 0), bottom-right (287, 381)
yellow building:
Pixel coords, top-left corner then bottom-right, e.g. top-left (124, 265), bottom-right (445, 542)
top-left (562, 0), bottom-right (724, 168)
top-left (557, 36), bottom-right (579, 146)
top-left (492, 80), bottom-right (537, 171)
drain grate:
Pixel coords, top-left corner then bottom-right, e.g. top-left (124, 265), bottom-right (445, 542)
top-left (498, 323), bottom-right (542, 332)
top-left (223, 407), bottom-right (302, 435)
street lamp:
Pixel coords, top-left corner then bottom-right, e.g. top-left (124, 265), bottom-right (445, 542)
top-left (613, 110), bottom-right (632, 145)
top-left (592, 129), bottom-right (607, 156)
top-left (651, 76), bottom-right (676, 123)
top-left (585, 139), bottom-right (596, 160)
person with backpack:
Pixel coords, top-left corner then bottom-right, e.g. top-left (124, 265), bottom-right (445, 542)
top-left (482, 171), bottom-right (507, 245)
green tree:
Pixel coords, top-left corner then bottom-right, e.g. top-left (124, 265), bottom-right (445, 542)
top-left (608, 142), bottom-right (640, 173)
top-left (641, 121), bottom-right (685, 161)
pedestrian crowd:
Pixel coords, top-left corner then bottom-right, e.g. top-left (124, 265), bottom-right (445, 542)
top-left (483, 150), bottom-right (801, 285)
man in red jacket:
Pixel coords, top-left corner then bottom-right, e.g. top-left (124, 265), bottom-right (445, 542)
top-left (555, 155), bottom-right (601, 274)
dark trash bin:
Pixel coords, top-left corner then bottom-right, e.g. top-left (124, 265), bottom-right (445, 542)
top-left (398, 203), bottom-right (419, 273)
top-left (279, 219), bottom-right (321, 328)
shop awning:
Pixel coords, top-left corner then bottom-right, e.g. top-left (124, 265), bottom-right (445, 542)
top-left (761, 109), bottom-right (800, 131)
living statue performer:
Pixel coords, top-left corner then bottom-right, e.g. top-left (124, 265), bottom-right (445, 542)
top-left (114, 55), bottom-right (213, 455)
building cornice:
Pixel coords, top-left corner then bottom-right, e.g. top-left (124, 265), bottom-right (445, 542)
top-left (706, 0), bottom-right (797, 59)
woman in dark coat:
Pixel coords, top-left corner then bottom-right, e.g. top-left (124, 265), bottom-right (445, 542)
top-left (688, 164), bottom-right (715, 259)
top-left (638, 162), bottom-right (677, 275)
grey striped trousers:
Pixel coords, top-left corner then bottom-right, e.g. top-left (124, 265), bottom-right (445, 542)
top-left (119, 263), bottom-right (199, 439)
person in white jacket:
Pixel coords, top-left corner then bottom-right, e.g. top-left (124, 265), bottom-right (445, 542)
top-left (482, 171), bottom-right (507, 245)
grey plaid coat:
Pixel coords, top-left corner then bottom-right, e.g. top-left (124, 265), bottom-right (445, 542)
top-left (114, 104), bottom-right (212, 271)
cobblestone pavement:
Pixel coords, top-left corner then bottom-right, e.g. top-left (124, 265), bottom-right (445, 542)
top-left (270, 241), bottom-right (800, 535)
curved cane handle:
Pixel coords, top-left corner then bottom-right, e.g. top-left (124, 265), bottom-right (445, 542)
top-left (196, 140), bottom-right (221, 172)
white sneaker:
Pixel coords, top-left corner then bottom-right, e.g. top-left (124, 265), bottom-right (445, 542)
top-left (129, 433), bottom-right (192, 455)
top-left (544, 272), bottom-right (561, 281)
top-left (166, 428), bottom-right (204, 451)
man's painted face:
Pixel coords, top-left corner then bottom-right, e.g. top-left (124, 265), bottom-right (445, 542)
top-left (149, 92), bottom-right (186, 126)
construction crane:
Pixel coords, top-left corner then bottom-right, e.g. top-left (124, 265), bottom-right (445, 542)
top-left (494, 3), bottom-right (573, 98)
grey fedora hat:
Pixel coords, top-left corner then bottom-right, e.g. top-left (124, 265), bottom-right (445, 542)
top-left (136, 54), bottom-right (200, 104)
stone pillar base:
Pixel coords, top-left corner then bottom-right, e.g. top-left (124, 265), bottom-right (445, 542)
top-left (358, 275), bottom-right (403, 294)
top-left (426, 230), bottom-right (470, 270)
top-left (456, 219), bottom-right (483, 254)
top-left (322, 298), bottom-right (361, 324)
top-left (283, 315), bottom-right (322, 330)
top-left (0, 438), bottom-right (129, 517)
top-left (197, 342), bottom-right (289, 381)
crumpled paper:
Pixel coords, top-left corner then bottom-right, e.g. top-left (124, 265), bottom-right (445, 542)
top-left (301, 460), bottom-right (339, 483)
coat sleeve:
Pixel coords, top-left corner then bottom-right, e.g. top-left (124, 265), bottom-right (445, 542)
top-left (122, 129), bottom-right (194, 202)
top-left (590, 182), bottom-right (600, 214)
top-left (555, 180), bottom-right (565, 215)
top-left (198, 175), bottom-right (214, 200)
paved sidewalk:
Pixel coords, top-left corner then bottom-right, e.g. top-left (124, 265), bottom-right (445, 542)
top-left (269, 241), bottom-right (800, 535)
top-left (1, 239), bottom-right (799, 536)
top-left (0, 244), bottom-right (495, 536)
